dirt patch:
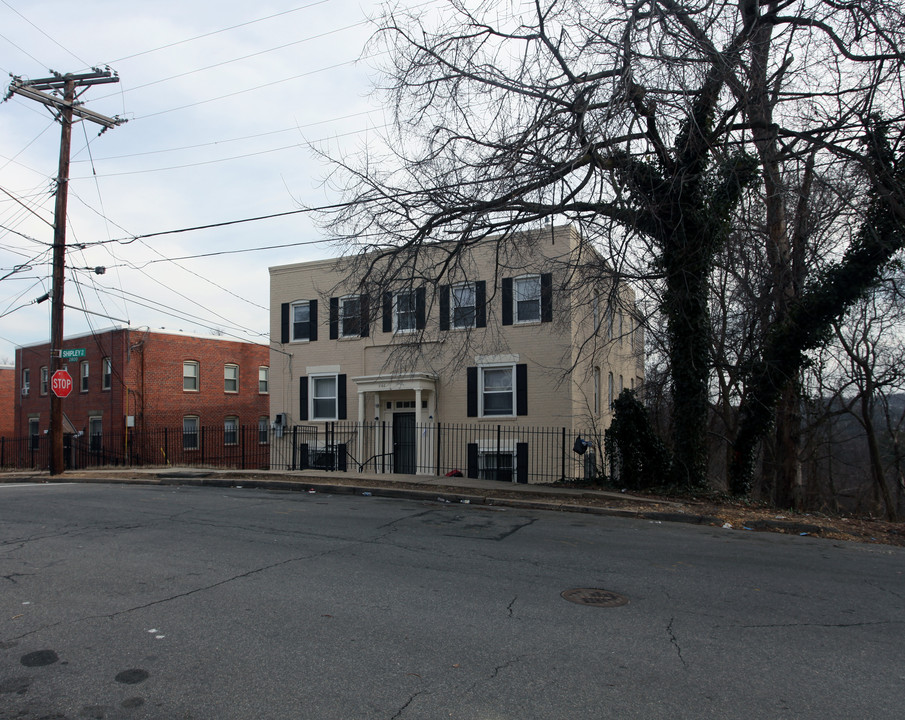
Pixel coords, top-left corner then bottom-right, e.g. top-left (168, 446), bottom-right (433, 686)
top-left (539, 485), bottom-right (905, 547)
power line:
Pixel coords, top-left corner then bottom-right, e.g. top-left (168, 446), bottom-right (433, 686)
top-left (133, 59), bottom-right (358, 121)
top-left (70, 110), bottom-right (376, 163)
top-left (110, 20), bottom-right (368, 98)
top-left (0, 0), bottom-right (88, 67)
top-left (68, 123), bottom-right (388, 179)
top-left (103, 0), bottom-right (332, 66)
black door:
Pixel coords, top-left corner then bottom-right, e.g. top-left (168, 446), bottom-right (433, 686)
top-left (393, 412), bottom-right (416, 474)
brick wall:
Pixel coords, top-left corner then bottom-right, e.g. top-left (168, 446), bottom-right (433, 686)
top-left (13, 329), bottom-right (270, 438)
top-left (0, 367), bottom-right (14, 437)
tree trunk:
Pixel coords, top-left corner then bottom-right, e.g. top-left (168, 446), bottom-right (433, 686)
top-left (861, 390), bottom-right (897, 521)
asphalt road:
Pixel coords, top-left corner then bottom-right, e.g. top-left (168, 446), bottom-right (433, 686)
top-left (1, 482), bottom-right (903, 719)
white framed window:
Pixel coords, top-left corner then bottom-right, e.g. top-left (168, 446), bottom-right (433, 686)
top-left (259, 366), bottom-right (269, 393)
top-left (394, 290), bottom-right (417, 332)
top-left (183, 416), bottom-right (199, 450)
top-left (451, 283), bottom-right (476, 329)
top-left (80, 361), bottom-right (89, 392)
top-left (89, 416), bottom-right (102, 452)
top-left (608, 372), bottom-right (614, 410)
top-left (258, 416), bottom-right (269, 444)
top-left (40, 366), bottom-right (48, 395)
top-left (22, 368), bottom-right (30, 396)
top-left (224, 416), bottom-right (238, 445)
top-left (339, 295), bottom-right (361, 338)
top-left (183, 361), bottom-right (199, 391)
top-left (514, 275), bottom-right (541, 323)
top-left (292, 301), bottom-right (312, 341)
top-left (481, 365), bottom-right (515, 417)
top-left (102, 357), bottom-right (112, 390)
top-left (224, 364), bottom-right (238, 393)
top-left (311, 375), bottom-right (338, 420)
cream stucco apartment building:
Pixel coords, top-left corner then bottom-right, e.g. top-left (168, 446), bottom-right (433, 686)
top-left (269, 225), bottom-right (644, 482)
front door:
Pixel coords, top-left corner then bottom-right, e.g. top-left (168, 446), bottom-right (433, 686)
top-left (393, 412), bottom-right (416, 474)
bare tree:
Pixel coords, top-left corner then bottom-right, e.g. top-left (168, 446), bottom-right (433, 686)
top-left (319, 0), bottom-right (905, 494)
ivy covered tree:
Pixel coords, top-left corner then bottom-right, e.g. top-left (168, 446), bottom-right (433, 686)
top-left (318, 0), bottom-right (905, 497)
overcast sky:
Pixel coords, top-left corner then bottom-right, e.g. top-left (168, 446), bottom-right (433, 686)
top-left (0, 0), bottom-right (410, 362)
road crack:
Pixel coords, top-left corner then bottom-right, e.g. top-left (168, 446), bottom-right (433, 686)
top-left (667, 617), bottom-right (688, 669)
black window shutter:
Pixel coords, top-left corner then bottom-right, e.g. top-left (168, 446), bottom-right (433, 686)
top-left (541, 273), bottom-right (553, 322)
top-left (466, 443), bottom-right (479, 479)
top-left (299, 376), bottom-right (309, 421)
top-left (466, 366), bottom-right (478, 417)
top-left (382, 292), bottom-right (392, 333)
top-left (475, 281), bottom-right (487, 328)
top-left (360, 294), bottom-right (370, 338)
top-left (516, 443), bottom-right (528, 484)
top-left (337, 374), bottom-right (347, 419)
top-left (516, 364), bottom-right (528, 416)
top-left (280, 303), bottom-right (290, 343)
top-left (309, 299), bottom-right (318, 341)
top-left (416, 286), bottom-right (426, 330)
top-left (501, 278), bottom-right (513, 326)
top-left (329, 297), bottom-right (339, 339)
top-left (439, 285), bottom-right (450, 331)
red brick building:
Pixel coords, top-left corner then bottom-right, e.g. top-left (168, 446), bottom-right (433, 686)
top-left (0, 366), bottom-right (15, 438)
top-left (14, 328), bottom-right (270, 463)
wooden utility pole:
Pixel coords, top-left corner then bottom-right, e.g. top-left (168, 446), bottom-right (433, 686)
top-left (5, 69), bottom-right (124, 474)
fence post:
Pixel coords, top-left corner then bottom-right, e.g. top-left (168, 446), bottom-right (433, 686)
top-left (561, 427), bottom-right (566, 482)
top-left (496, 424), bottom-right (502, 482)
top-left (381, 421), bottom-right (386, 474)
top-left (436, 422), bottom-right (441, 476)
top-left (291, 425), bottom-right (298, 470)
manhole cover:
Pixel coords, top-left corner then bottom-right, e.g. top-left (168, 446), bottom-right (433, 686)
top-left (561, 588), bottom-right (629, 607)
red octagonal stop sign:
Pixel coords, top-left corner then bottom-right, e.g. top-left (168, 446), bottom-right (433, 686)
top-left (51, 369), bottom-right (73, 398)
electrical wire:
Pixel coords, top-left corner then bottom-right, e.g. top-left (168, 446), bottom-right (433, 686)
top-left (133, 59), bottom-right (359, 121)
top-left (0, 0), bottom-right (88, 67)
top-left (102, 0), bottom-right (332, 66)
top-left (70, 110), bottom-right (376, 163)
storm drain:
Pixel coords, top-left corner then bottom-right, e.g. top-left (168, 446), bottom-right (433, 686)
top-left (561, 588), bottom-right (629, 608)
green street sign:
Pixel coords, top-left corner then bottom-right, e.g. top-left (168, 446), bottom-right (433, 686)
top-left (60, 348), bottom-right (86, 359)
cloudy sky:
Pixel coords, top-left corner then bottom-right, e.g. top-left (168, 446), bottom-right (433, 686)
top-left (0, 0), bottom-right (411, 362)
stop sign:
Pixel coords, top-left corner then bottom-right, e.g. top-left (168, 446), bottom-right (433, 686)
top-left (51, 369), bottom-right (73, 398)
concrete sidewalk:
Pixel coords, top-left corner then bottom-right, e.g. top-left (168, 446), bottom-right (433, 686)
top-left (1, 465), bottom-right (705, 523)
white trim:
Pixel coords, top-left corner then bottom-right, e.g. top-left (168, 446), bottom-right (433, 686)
top-left (513, 274), bottom-right (542, 324)
top-left (475, 353), bottom-right (519, 364)
top-left (479, 363), bottom-right (516, 418)
top-left (307, 365), bottom-right (341, 374)
top-left (309, 373), bottom-right (339, 421)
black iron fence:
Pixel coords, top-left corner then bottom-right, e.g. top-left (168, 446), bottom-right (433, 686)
top-left (270, 421), bottom-right (605, 484)
top-left (0, 421), bottom-right (606, 484)
top-left (0, 425), bottom-right (272, 472)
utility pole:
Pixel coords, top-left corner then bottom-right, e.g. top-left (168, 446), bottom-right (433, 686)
top-left (5, 69), bottom-right (125, 475)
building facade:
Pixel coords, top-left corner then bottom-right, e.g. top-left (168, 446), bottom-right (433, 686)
top-left (14, 328), bottom-right (270, 457)
top-left (0, 366), bottom-right (14, 438)
top-left (269, 225), bottom-right (644, 481)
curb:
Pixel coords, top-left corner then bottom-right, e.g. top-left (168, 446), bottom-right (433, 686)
top-left (1, 472), bottom-right (826, 538)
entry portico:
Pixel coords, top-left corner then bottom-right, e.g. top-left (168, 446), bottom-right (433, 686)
top-left (353, 372), bottom-right (438, 474)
